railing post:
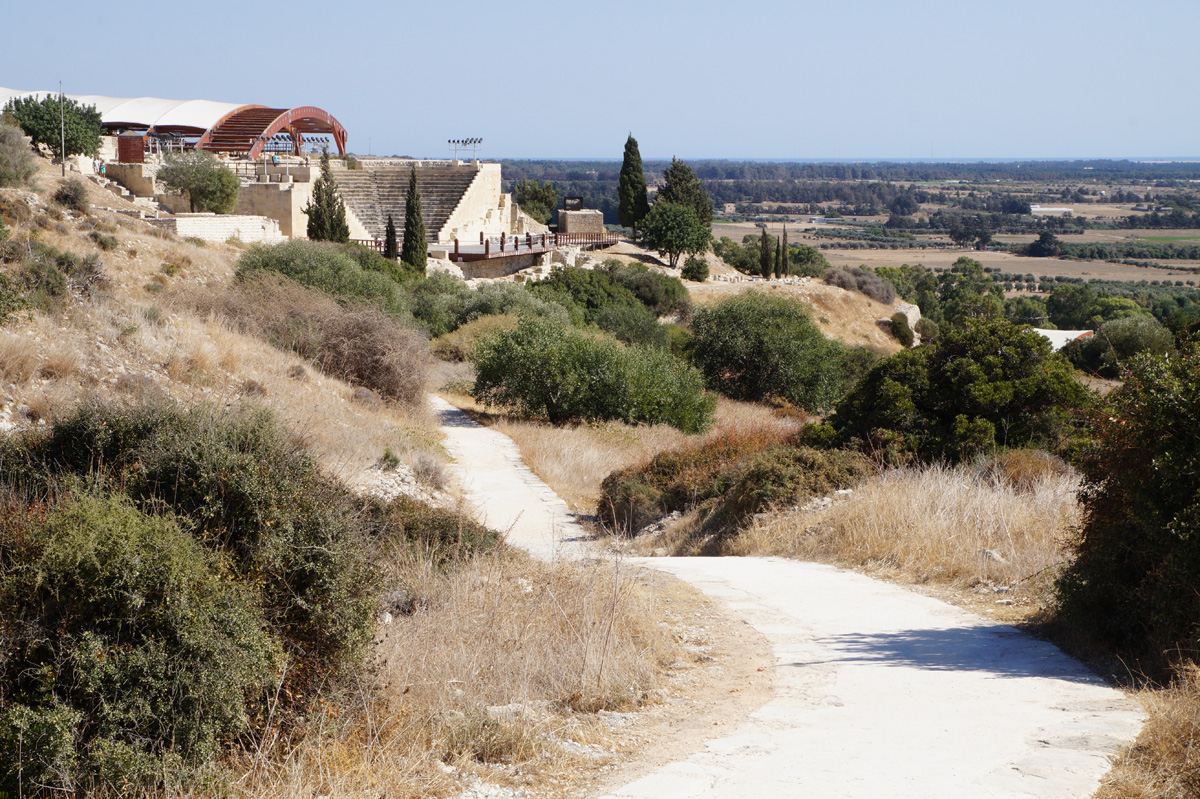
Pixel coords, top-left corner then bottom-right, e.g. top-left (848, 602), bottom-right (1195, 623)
top-left (480, 231), bottom-right (484, 245)
top-left (454, 238), bottom-right (459, 256)
top-left (526, 233), bottom-right (532, 247)
top-left (485, 239), bottom-right (490, 255)
top-left (500, 232), bottom-right (506, 251)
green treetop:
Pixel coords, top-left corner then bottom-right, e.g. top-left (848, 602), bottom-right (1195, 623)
top-left (657, 157), bottom-right (713, 228)
top-left (3, 94), bottom-right (102, 160)
top-left (303, 149), bottom-right (350, 243)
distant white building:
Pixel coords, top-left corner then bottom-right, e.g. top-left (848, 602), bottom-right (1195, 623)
top-left (1034, 329), bottom-right (1093, 351)
top-left (1030, 205), bottom-right (1074, 216)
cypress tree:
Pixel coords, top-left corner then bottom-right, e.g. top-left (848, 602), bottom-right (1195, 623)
top-left (303, 149), bottom-right (350, 243)
top-left (383, 214), bottom-right (398, 258)
top-left (401, 166), bottom-right (427, 275)
top-left (618, 134), bottom-right (650, 235)
top-left (759, 228), bottom-right (772, 279)
top-left (781, 225), bottom-right (789, 275)
top-left (774, 236), bottom-right (782, 278)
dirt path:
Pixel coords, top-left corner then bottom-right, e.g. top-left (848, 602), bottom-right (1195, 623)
top-left (434, 397), bottom-right (1145, 798)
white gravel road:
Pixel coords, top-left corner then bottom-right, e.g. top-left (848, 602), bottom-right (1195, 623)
top-left (433, 396), bottom-right (1145, 798)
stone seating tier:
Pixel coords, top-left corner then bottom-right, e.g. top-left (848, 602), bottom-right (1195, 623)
top-left (331, 167), bottom-right (479, 243)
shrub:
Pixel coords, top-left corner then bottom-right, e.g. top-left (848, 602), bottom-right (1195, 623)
top-left (157, 150), bottom-right (239, 214)
top-left (830, 319), bottom-right (1090, 462)
top-left (0, 495), bottom-right (279, 793)
top-left (1056, 342), bottom-right (1200, 676)
top-left (681, 256), bottom-right (709, 282)
top-left (53, 178), bottom-right (88, 213)
top-left (472, 316), bottom-right (714, 432)
top-left (824, 266), bottom-right (897, 304)
top-left (7, 241), bottom-right (104, 313)
top-left (0, 123), bottom-right (36, 188)
top-left (237, 239), bottom-right (411, 320)
top-left (594, 302), bottom-right (669, 348)
top-left (1063, 315), bottom-right (1174, 378)
top-left (431, 313), bottom-right (518, 361)
top-left (191, 273), bottom-right (430, 407)
top-left (601, 260), bottom-right (688, 316)
top-left (0, 402), bottom-right (380, 700)
top-left (89, 230), bottom-right (118, 250)
top-left (689, 290), bottom-right (850, 411)
top-left (891, 311), bottom-right (914, 347)
top-left (598, 430), bottom-right (869, 541)
top-left (409, 271), bottom-right (473, 336)
top-left (315, 307), bottom-right (431, 405)
top-left (455, 280), bottom-right (570, 328)
top-left (528, 265), bottom-right (644, 325)
top-left (914, 316), bottom-right (940, 344)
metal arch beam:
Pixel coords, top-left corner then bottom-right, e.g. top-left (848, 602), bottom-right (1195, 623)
top-left (194, 104), bottom-right (271, 150)
top-left (245, 106), bottom-right (347, 159)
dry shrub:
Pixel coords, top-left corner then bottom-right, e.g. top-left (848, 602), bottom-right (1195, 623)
top-left (166, 344), bottom-right (217, 385)
top-left (318, 309), bottom-right (429, 407)
top-left (185, 273), bottom-right (430, 407)
top-left (431, 313), bottom-right (518, 362)
top-left (0, 332), bottom-right (39, 382)
top-left (37, 347), bottom-right (80, 379)
top-left (824, 266), bottom-right (896, 304)
top-left (733, 463), bottom-right (1079, 601)
top-left (977, 449), bottom-right (1073, 492)
top-left (235, 551), bottom-right (675, 796)
top-left (1098, 662), bottom-right (1200, 799)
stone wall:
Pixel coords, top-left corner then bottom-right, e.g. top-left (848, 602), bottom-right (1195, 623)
top-left (105, 163), bottom-right (158, 197)
top-left (558, 209), bottom-right (605, 234)
top-left (439, 162), bottom-right (512, 243)
top-left (150, 213), bottom-right (284, 244)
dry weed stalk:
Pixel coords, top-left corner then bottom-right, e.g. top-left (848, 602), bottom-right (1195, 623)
top-left (732, 463), bottom-right (1080, 602)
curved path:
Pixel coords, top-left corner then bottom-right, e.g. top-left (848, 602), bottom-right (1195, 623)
top-left (433, 396), bottom-right (1145, 798)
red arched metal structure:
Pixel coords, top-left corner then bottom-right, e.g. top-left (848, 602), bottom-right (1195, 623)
top-left (196, 105), bottom-right (347, 158)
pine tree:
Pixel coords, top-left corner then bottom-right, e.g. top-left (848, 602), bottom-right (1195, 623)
top-left (401, 166), bottom-right (427, 275)
top-left (303, 149), bottom-right (349, 243)
top-left (383, 214), bottom-right (398, 259)
top-left (759, 228), bottom-right (772, 279)
top-left (658, 157), bottom-right (713, 227)
top-left (618, 134), bottom-right (650, 235)
top-left (781, 226), bottom-right (789, 275)
top-left (774, 236), bottom-right (782, 278)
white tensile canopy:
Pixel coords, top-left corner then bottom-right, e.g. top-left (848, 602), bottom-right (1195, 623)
top-left (0, 87), bottom-right (244, 133)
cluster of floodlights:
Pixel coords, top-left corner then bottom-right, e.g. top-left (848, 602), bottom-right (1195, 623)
top-left (448, 138), bottom-right (483, 158)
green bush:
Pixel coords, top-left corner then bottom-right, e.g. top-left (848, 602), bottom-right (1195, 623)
top-left (527, 265), bottom-right (644, 325)
top-left (455, 280), bottom-right (570, 327)
top-left (598, 430), bottom-right (868, 543)
top-left (0, 123), bottom-right (36, 188)
top-left (2, 240), bottom-right (104, 313)
top-left (601, 260), bottom-right (688, 316)
top-left (681, 256), bottom-right (709, 282)
top-left (891, 312), bottom-right (914, 347)
top-left (472, 316), bottom-right (714, 432)
top-left (689, 290), bottom-right (850, 411)
top-left (237, 239), bottom-right (411, 320)
top-left (0, 496), bottom-right (279, 793)
top-left (914, 316), bottom-right (940, 344)
top-left (409, 271), bottom-right (473, 336)
top-left (157, 150), bottom-right (239, 214)
top-left (0, 402), bottom-right (379, 699)
top-left (1056, 342), bottom-right (1200, 676)
top-left (830, 319), bottom-right (1090, 462)
top-left (1063, 315), bottom-right (1174, 378)
top-left (594, 302), bottom-right (669, 348)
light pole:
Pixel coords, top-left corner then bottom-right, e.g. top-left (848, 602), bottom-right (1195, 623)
top-left (59, 81), bottom-right (65, 177)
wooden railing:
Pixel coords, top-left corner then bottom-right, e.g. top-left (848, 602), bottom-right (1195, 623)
top-left (349, 231), bottom-right (620, 261)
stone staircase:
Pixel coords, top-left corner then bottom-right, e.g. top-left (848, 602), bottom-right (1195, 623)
top-left (331, 164), bottom-right (480, 243)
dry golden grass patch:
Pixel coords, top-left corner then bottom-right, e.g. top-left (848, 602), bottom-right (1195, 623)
top-left (234, 549), bottom-right (678, 799)
top-left (1097, 663), bottom-right (1200, 799)
top-left (731, 462), bottom-right (1080, 606)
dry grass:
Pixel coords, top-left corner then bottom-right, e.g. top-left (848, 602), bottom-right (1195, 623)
top-left (731, 462), bottom-right (1080, 605)
top-left (0, 332), bottom-right (40, 382)
top-left (1097, 663), bottom-right (1200, 799)
top-left (442, 390), bottom-right (800, 511)
top-left (232, 549), bottom-right (677, 798)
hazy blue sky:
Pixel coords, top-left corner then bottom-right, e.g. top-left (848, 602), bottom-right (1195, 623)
top-left (4, 0), bottom-right (1196, 160)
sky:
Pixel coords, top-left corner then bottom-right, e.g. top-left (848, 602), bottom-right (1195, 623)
top-left (3, 0), bottom-right (1197, 161)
